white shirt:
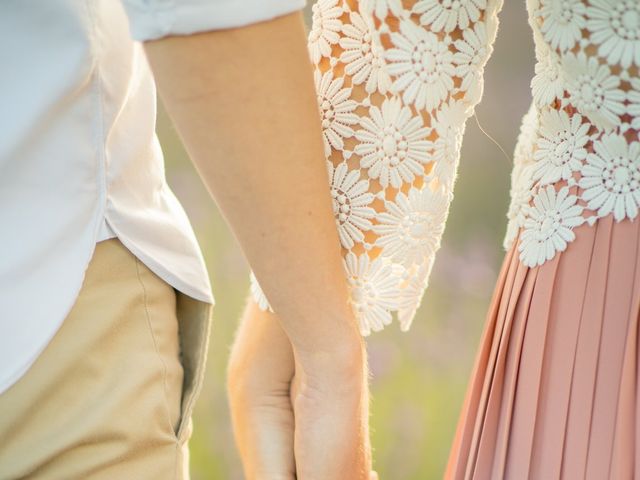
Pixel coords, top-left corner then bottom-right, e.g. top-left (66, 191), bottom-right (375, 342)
top-left (0, 0), bottom-right (304, 395)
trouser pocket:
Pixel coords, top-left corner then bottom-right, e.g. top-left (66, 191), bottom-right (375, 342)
top-left (174, 292), bottom-right (214, 444)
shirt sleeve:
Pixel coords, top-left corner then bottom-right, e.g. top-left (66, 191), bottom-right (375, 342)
top-left (121, 0), bottom-right (307, 41)
top-left (249, 0), bottom-right (505, 336)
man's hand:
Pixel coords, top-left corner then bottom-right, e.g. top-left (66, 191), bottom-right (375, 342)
top-left (229, 296), bottom-right (376, 480)
top-left (228, 298), bottom-right (296, 480)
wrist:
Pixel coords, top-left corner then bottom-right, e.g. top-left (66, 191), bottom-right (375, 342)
top-left (292, 338), bottom-right (367, 402)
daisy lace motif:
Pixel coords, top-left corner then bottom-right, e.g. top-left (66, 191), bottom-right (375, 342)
top-left (519, 185), bottom-right (584, 267)
top-left (503, 0), bottom-right (640, 268)
top-left (250, 0), bottom-right (499, 335)
top-left (580, 133), bottom-right (640, 222)
top-left (251, 0), bottom-right (640, 336)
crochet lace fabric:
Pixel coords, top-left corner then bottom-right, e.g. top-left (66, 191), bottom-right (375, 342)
top-left (251, 0), bottom-right (640, 336)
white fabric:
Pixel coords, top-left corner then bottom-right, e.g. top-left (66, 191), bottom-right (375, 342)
top-left (0, 0), bottom-right (304, 395)
top-left (122, 0), bottom-right (307, 41)
top-left (250, 0), bottom-right (640, 336)
top-left (97, 220), bottom-right (117, 242)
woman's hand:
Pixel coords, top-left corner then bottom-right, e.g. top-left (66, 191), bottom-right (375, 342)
top-left (229, 295), bottom-right (375, 480)
top-left (290, 331), bottom-right (373, 480)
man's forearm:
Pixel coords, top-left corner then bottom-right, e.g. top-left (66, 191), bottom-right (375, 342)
top-left (144, 13), bottom-right (372, 478)
top-left (143, 11), bottom-right (362, 358)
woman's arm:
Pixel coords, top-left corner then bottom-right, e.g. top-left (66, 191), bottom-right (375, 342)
top-left (144, 11), bottom-right (371, 479)
top-left (252, 0), bottom-right (505, 334)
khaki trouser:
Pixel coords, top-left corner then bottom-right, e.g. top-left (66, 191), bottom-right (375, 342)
top-left (0, 239), bottom-right (213, 479)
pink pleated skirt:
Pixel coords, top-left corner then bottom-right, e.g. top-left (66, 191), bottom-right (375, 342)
top-left (445, 215), bottom-right (640, 479)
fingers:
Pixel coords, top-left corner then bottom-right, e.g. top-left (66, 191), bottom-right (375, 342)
top-left (228, 295), bottom-right (375, 480)
top-left (227, 297), bottom-right (297, 480)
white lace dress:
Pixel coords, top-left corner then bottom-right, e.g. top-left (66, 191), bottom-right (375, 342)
top-left (254, 1), bottom-right (640, 476)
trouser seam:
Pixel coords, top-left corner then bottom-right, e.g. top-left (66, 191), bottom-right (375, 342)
top-left (134, 257), bottom-right (179, 449)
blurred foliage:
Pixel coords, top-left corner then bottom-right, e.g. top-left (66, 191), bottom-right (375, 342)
top-left (157, 2), bottom-right (535, 479)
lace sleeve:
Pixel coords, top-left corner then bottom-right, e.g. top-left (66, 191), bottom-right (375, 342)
top-left (250, 0), bottom-right (504, 335)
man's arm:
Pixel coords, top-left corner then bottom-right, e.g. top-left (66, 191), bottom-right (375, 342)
top-left (143, 11), bottom-right (371, 479)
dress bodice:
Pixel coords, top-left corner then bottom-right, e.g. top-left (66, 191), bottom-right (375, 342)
top-left (250, 0), bottom-right (640, 335)
top-left (506, 0), bottom-right (640, 268)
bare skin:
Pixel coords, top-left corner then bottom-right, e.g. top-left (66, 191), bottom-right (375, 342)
top-left (228, 296), bottom-right (377, 480)
top-left (227, 297), bottom-right (297, 479)
top-left (143, 10), bottom-right (373, 480)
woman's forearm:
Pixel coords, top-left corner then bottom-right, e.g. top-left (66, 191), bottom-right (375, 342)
top-left (144, 11), bottom-right (362, 357)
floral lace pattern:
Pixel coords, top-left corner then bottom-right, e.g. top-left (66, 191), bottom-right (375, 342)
top-left (250, 0), bottom-right (640, 336)
top-left (507, 0), bottom-right (640, 267)
top-left (250, 0), bottom-right (501, 335)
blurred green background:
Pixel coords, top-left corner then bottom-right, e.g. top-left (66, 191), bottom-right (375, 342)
top-left (157, 2), bottom-right (535, 479)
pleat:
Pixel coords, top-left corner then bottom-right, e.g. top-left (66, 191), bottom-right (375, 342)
top-left (444, 244), bottom-right (519, 480)
top-left (498, 252), bottom-right (560, 479)
top-left (637, 269), bottom-right (640, 478)
top-left (556, 216), bottom-right (614, 479)
top-left (585, 217), bottom-right (640, 479)
top-left (471, 256), bottom-right (529, 479)
top-left (636, 267), bottom-right (640, 476)
top-left (490, 262), bottom-right (538, 479)
top-left (609, 219), bottom-right (640, 478)
top-left (556, 221), bottom-right (600, 479)
top-left (445, 215), bottom-right (640, 480)
top-left (527, 220), bottom-right (600, 479)
top-left (464, 243), bottom-right (525, 480)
